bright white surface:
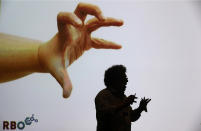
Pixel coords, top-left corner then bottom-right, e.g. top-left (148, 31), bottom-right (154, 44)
top-left (2, 0), bottom-right (201, 2)
top-left (0, 1), bottom-right (201, 131)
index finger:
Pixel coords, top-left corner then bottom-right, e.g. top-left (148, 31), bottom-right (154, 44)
top-left (74, 2), bottom-right (105, 22)
top-left (146, 99), bottom-right (151, 103)
top-left (86, 17), bottom-right (123, 32)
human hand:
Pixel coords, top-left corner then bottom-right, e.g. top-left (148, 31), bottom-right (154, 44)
top-left (125, 94), bottom-right (138, 106)
top-left (38, 3), bottom-right (123, 98)
top-left (139, 97), bottom-right (151, 112)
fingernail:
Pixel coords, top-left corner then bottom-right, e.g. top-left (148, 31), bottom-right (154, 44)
top-left (116, 45), bottom-right (122, 49)
top-left (117, 19), bottom-right (124, 25)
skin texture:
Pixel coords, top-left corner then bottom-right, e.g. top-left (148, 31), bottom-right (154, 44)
top-left (0, 3), bottom-right (123, 98)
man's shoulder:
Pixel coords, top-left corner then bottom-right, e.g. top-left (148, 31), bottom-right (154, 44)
top-left (96, 88), bottom-right (110, 96)
top-left (95, 88), bottom-right (112, 99)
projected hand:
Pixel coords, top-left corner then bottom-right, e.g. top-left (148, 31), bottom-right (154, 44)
top-left (139, 97), bottom-right (151, 112)
top-left (38, 2), bottom-right (123, 98)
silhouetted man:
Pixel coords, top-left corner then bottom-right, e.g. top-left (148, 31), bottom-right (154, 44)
top-left (95, 65), bottom-right (151, 131)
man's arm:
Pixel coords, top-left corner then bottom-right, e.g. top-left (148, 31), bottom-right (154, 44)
top-left (95, 100), bottom-right (128, 115)
top-left (130, 108), bottom-right (142, 122)
top-left (95, 93), bottom-right (136, 115)
top-left (130, 97), bottom-right (151, 122)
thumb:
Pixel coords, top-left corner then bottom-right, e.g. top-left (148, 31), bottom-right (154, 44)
top-left (144, 107), bottom-right (147, 112)
top-left (50, 66), bottom-right (72, 98)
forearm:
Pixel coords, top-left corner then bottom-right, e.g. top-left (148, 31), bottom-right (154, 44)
top-left (101, 102), bottom-right (128, 115)
top-left (131, 107), bottom-right (143, 122)
top-left (0, 33), bottom-right (44, 82)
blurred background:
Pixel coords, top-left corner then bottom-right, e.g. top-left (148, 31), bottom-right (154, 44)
top-left (0, 0), bottom-right (201, 131)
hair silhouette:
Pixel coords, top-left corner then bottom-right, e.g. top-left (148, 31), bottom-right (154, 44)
top-left (104, 65), bottom-right (126, 88)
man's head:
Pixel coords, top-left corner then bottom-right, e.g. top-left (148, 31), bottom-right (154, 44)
top-left (104, 65), bottom-right (128, 93)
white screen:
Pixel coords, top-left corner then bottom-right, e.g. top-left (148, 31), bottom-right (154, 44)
top-left (0, 1), bottom-right (201, 131)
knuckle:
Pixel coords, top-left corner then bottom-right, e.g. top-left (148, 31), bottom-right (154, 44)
top-left (78, 2), bottom-right (84, 7)
top-left (57, 12), bottom-right (65, 21)
top-left (57, 12), bottom-right (62, 20)
top-left (95, 8), bottom-right (102, 15)
top-left (76, 2), bottom-right (83, 10)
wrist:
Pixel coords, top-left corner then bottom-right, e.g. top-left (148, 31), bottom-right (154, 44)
top-left (37, 42), bottom-right (50, 73)
top-left (137, 106), bottom-right (144, 113)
